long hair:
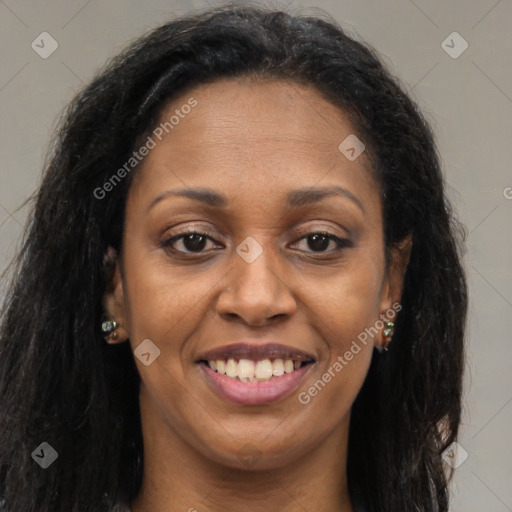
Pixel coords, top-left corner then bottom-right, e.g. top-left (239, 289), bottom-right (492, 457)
top-left (0, 4), bottom-right (467, 511)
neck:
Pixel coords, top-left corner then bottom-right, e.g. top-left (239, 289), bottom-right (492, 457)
top-left (130, 393), bottom-right (355, 512)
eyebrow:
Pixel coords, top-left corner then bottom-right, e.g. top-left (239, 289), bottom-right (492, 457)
top-left (287, 186), bottom-right (364, 213)
top-left (146, 185), bottom-right (364, 214)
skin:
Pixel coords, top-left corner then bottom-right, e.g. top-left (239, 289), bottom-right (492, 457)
top-left (102, 77), bottom-right (411, 512)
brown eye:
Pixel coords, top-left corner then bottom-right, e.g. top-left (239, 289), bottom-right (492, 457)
top-left (293, 231), bottom-right (352, 253)
top-left (179, 233), bottom-right (208, 252)
top-left (161, 231), bottom-right (219, 254)
top-left (306, 233), bottom-right (331, 252)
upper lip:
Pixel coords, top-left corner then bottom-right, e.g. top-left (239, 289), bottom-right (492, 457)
top-left (196, 342), bottom-right (316, 363)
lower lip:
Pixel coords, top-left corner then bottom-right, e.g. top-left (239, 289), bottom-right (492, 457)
top-left (198, 363), bottom-right (314, 405)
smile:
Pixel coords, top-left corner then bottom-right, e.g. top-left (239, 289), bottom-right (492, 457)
top-left (201, 357), bottom-right (312, 382)
top-left (198, 358), bottom-right (315, 405)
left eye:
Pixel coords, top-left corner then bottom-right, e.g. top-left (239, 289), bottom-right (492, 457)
top-left (292, 232), bottom-right (349, 253)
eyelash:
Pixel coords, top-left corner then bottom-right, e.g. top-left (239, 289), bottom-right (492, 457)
top-left (160, 228), bottom-right (352, 257)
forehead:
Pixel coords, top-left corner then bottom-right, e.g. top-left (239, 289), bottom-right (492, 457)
top-left (129, 77), bottom-right (378, 210)
top-left (153, 77), bottom-right (362, 155)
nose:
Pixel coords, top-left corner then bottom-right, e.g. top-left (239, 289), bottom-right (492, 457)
top-left (216, 245), bottom-right (297, 327)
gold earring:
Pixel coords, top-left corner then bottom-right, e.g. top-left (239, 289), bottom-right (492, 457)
top-left (381, 321), bottom-right (394, 352)
top-left (101, 316), bottom-right (119, 342)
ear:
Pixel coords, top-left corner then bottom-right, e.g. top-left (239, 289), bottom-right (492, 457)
top-left (101, 246), bottom-right (130, 344)
top-left (377, 235), bottom-right (413, 346)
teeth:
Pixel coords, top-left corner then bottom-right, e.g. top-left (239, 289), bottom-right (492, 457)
top-left (216, 359), bottom-right (225, 374)
top-left (272, 359), bottom-right (284, 376)
top-left (255, 359), bottom-right (273, 380)
top-left (226, 358), bottom-right (238, 378)
top-left (206, 357), bottom-right (307, 382)
top-left (238, 359), bottom-right (255, 382)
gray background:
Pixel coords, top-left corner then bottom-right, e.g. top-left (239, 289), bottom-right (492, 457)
top-left (1, 1), bottom-right (511, 510)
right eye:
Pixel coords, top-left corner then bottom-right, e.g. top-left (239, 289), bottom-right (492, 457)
top-left (160, 230), bottom-right (222, 254)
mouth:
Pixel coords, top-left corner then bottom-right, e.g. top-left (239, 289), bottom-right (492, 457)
top-left (196, 343), bottom-right (316, 404)
top-left (196, 342), bottom-right (316, 382)
top-left (197, 357), bottom-right (314, 382)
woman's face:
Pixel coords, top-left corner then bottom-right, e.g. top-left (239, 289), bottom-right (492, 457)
top-left (105, 77), bottom-right (408, 469)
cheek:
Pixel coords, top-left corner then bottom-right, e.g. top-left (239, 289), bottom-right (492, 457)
top-left (310, 255), bottom-right (384, 349)
top-left (297, 301), bottom-right (376, 425)
top-left (121, 255), bottom-right (212, 419)
top-left (122, 251), bottom-right (209, 337)
top-left (301, 253), bottom-right (383, 396)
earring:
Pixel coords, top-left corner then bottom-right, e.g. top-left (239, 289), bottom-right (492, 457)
top-left (101, 316), bottom-right (119, 341)
top-left (376, 321), bottom-right (394, 353)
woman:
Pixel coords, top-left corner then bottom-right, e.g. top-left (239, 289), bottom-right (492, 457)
top-left (0, 4), bottom-right (467, 511)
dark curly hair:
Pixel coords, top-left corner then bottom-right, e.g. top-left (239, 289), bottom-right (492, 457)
top-left (0, 4), bottom-right (467, 511)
